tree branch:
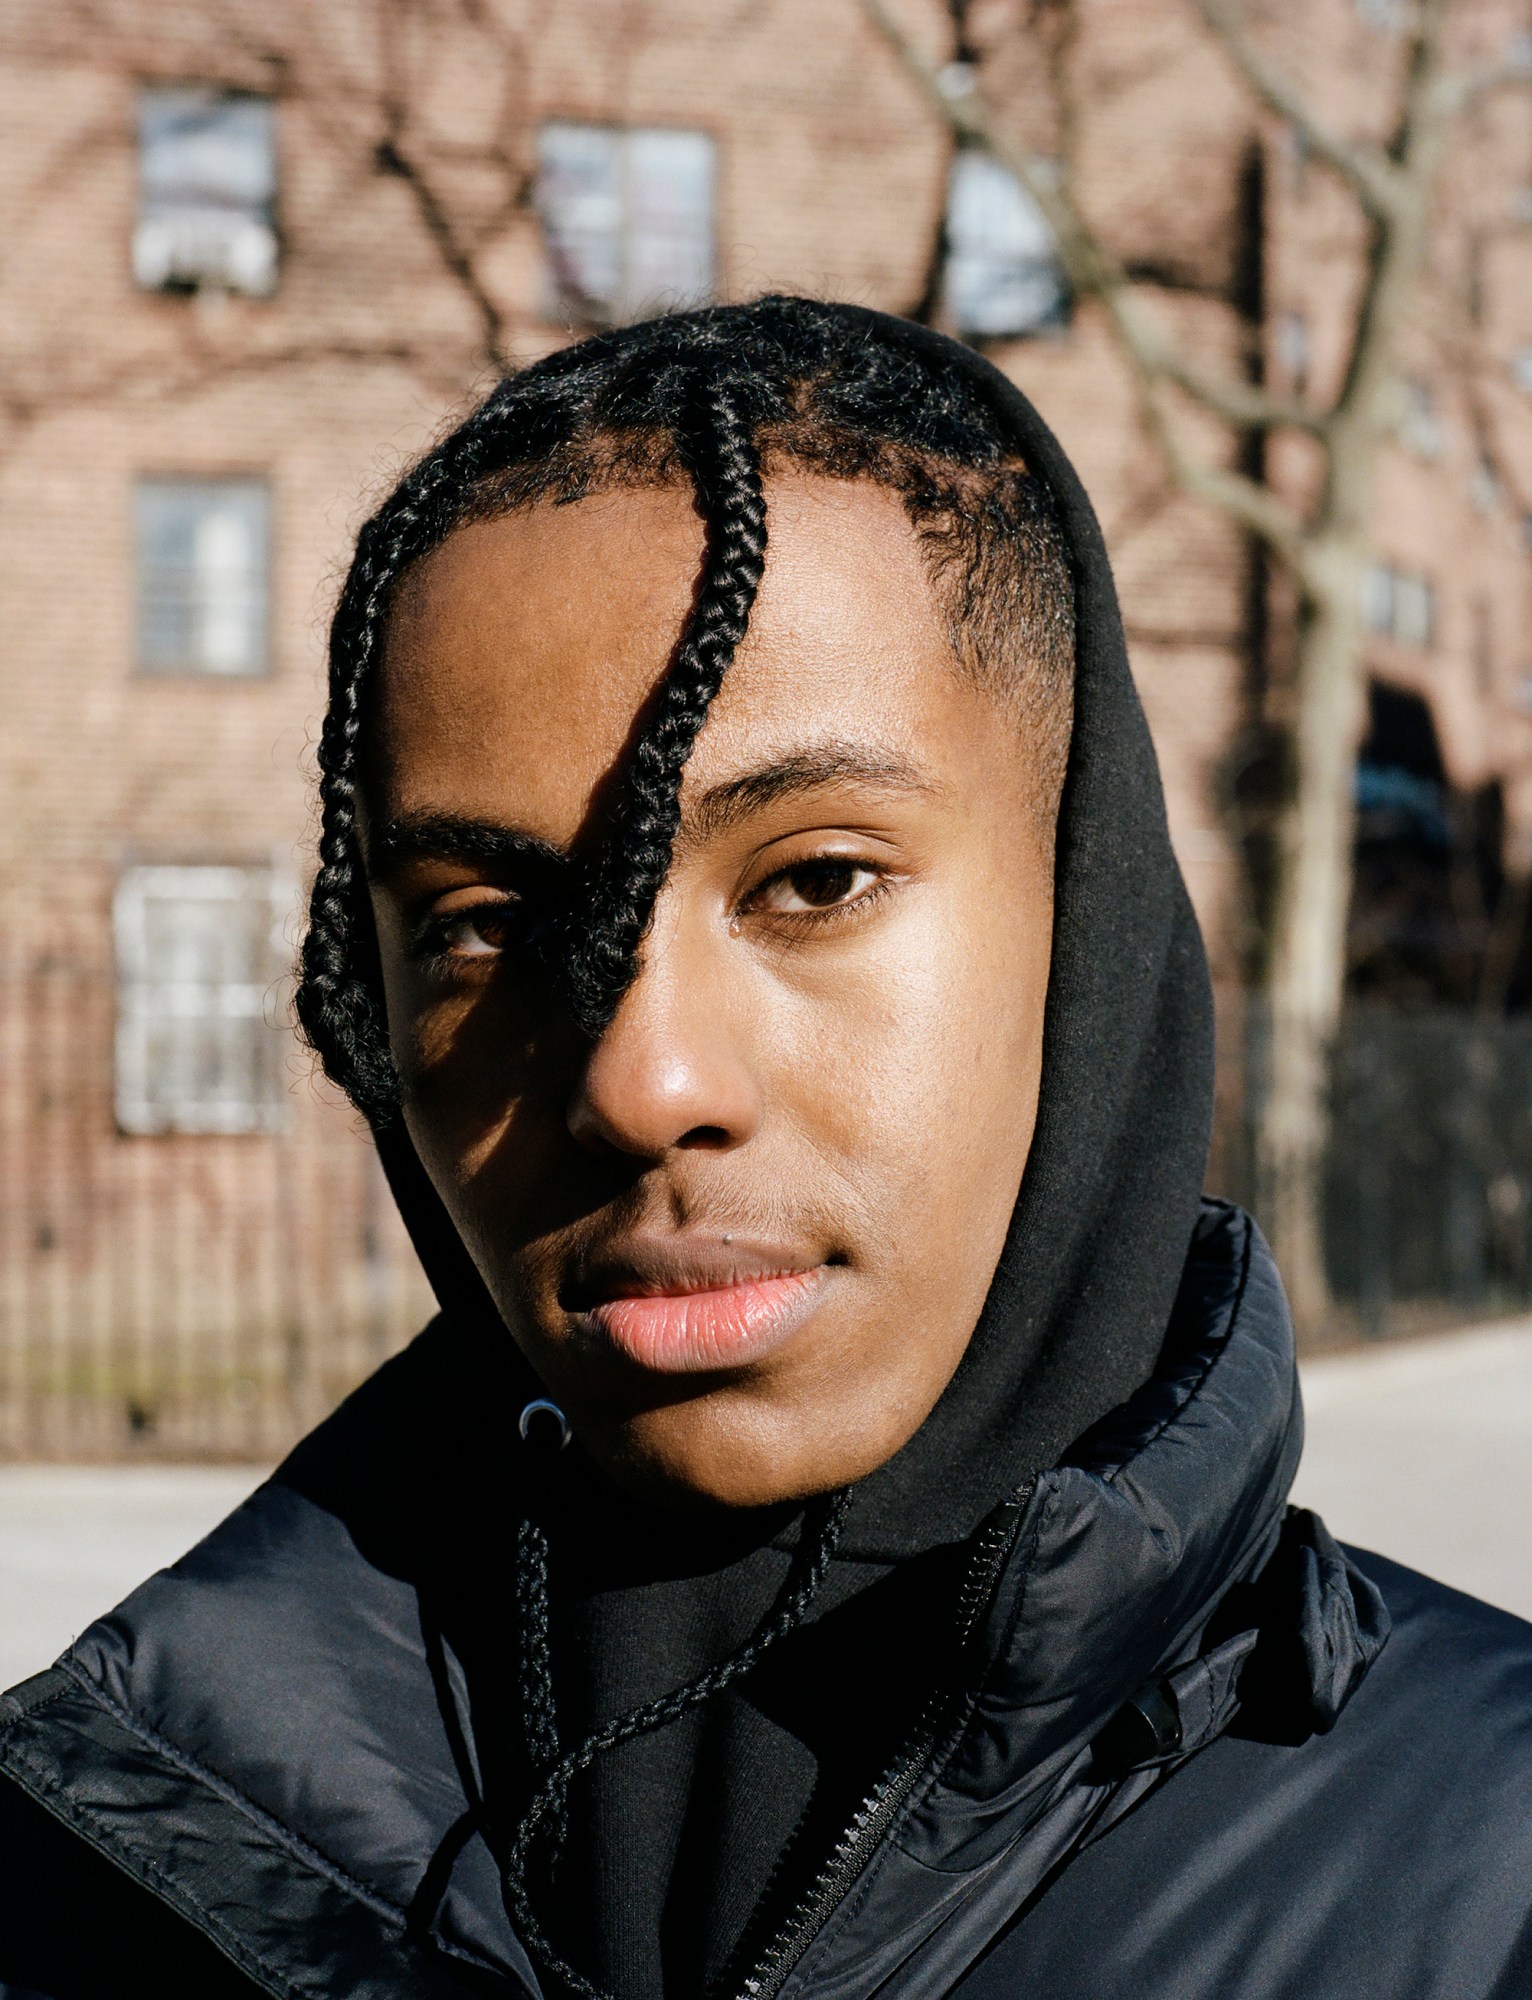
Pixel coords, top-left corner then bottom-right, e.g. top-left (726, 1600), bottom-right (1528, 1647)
top-left (1193, 0), bottom-right (1401, 222)
top-left (1132, 369), bottom-right (1309, 571)
top-left (1325, 0), bottom-right (1451, 436)
top-left (862, 0), bottom-right (1311, 566)
top-left (861, 0), bottom-right (1326, 441)
top-left (375, 128), bottom-right (509, 374)
top-left (1434, 50), bottom-right (1532, 120)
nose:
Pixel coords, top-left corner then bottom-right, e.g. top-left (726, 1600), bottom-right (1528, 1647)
top-left (565, 927), bottom-right (762, 1159)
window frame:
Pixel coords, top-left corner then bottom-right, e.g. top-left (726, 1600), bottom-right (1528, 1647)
top-left (536, 118), bottom-right (717, 326)
top-left (133, 472), bottom-right (273, 679)
top-left (1364, 560), bottom-right (1436, 650)
top-left (134, 83), bottom-right (280, 298)
top-left (113, 864), bottom-right (295, 1137)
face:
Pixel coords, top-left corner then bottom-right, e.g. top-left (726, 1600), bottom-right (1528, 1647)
top-left (363, 473), bottom-right (1056, 1508)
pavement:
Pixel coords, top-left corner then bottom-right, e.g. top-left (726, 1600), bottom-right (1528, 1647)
top-left (1, 1319), bottom-right (1528, 1692)
top-left (1288, 1315), bottom-right (1532, 1622)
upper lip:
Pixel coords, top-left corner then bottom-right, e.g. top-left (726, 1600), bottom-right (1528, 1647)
top-left (563, 1234), bottom-right (823, 1308)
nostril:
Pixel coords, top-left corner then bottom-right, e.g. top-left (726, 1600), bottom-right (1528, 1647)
top-left (675, 1124), bottom-right (734, 1150)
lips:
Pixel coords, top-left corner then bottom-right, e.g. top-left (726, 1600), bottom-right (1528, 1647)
top-left (564, 1239), bottom-right (831, 1374)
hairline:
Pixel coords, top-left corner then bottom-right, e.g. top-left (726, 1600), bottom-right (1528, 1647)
top-left (431, 450), bottom-right (1074, 826)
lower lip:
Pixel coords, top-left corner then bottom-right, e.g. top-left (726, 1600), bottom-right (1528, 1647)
top-left (579, 1268), bottom-right (829, 1374)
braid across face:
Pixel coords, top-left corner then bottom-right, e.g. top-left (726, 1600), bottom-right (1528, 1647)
top-left (562, 375), bottom-right (767, 1036)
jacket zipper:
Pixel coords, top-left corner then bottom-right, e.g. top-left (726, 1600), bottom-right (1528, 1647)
top-left (731, 1478), bottom-right (1037, 2000)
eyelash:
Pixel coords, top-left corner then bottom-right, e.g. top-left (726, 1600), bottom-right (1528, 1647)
top-left (740, 856), bottom-right (893, 933)
top-left (407, 900), bottom-right (529, 975)
top-left (408, 855), bottom-right (893, 979)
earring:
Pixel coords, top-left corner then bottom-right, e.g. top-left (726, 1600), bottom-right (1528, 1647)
top-left (518, 1398), bottom-right (573, 1450)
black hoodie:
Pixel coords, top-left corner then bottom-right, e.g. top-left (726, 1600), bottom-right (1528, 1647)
top-left (3, 309), bottom-right (1530, 2000)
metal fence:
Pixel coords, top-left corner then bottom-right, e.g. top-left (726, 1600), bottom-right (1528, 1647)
top-left (0, 960), bottom-right (432, 1461)
top-left (4, 960), bottom-right (1530, 1459)
top-left (1222, 1004), bottom-right (1532, 1339)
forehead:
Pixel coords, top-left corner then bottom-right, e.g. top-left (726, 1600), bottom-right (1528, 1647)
top-left (368, 473), bottom-right (990, 845)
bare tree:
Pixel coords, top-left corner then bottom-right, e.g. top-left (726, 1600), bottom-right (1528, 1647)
top-left (0, 0), bottom-right (560, 461)
top-left (865, 0), bottom-right (1530, 1329)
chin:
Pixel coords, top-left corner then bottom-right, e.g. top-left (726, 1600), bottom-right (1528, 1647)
top-left (592, 1392), bottom-right (911, 1511)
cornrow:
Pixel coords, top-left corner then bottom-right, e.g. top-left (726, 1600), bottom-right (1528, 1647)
top-left (296, 296), bottom-right (1076, 1124)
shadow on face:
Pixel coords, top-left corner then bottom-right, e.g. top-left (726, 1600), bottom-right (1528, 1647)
top-left (361, 472), bottom-right (1056, 1508)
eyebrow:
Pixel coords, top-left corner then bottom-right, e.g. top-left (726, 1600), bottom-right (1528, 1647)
top-left (682, 743), bottom-right (942, 846)
top-left (366, 744), bottom-right (940, 881)
top-left (365, 811), bottom-right (568, 881)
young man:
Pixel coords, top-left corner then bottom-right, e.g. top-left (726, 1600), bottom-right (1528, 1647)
top-left (2, 299), bottom-right (1529, 1999)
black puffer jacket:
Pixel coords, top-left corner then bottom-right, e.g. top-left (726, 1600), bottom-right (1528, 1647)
top-left (2, 1201), bottom-right (1529, 1998)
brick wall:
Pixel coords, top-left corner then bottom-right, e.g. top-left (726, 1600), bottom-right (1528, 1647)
top-left (1, 0), bottom-right (1528, 1450)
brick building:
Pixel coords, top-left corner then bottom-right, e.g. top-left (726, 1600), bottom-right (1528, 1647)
top-left (2, 0), bottom-right (1530, 1452)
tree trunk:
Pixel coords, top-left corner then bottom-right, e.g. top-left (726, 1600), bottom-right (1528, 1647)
top-left (1257, 540), bottom-right (1368, 1335)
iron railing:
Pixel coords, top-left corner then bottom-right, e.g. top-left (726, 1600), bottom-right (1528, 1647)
top-left (0, 959), bottom-right (431, 1460)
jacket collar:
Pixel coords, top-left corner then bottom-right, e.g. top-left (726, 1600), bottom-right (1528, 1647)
top-left (0, 1204), bottom-right (1386, 2000)
top-left (772, 1205), bottom-right (1387, 1998)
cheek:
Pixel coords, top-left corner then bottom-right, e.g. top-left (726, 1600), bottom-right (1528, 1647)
top-left (764, 878), bottom-right (1048, 1259)
top-left (376, 962), bottom-right (575, 1227)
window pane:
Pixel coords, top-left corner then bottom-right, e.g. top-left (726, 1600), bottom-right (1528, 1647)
top-left (1362, 562), bottom-right (1396, 634)
top-left (1393, 574), bottom-right (1434, 648)
top-left (538, 121), bottom-right (715, 323)
top-left (944, 152), bottom-right (1067, 340)
top-left (1399, 378), bottom-right (1443, 458)
top-left (621, 129), bottom-right (715, 316)
top-left (114, 866), bottom-right (292, 1135)
top-left (135, 87), bottom-right (278, 296)
top-left (538, 122), bottom-right (623, 317)
top-left (135, 476), bottom-right (270, 676)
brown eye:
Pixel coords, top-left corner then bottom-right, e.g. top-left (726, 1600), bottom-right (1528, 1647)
top-left (440, 911), bottom-right (507, 958)
top-left (750, 860), bottom-right (881, 915)
top-left (412, 898), bottom-right (525, 966)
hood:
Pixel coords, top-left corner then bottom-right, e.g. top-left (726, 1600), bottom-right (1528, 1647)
top-left (371, 298), bottom-right (1216, 1557)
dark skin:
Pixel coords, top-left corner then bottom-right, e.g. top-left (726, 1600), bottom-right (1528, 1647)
top-left (363, 473), bottom-right (1056, 1508)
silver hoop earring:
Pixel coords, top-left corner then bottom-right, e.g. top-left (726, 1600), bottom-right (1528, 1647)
top-left (518, 1398), bottom-right (573, 1450)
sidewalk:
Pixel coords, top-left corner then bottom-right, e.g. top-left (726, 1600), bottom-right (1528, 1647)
top-left (2, 1319), bottom-right (1528, 1691)
top-left (0, 1465), bottom-right (266, 1692)
top-left (1290, 1315), bottom-right (1532, 1622)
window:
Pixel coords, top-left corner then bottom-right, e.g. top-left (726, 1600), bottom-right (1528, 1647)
top-left (1471, 454), bottom-right (1501, 511)
top-left (943, 151), bottom-right (1067, 341)
top-left (1275, 311), bottom-right (1311, 395)
top-left (1397, 378), bottom-right (1443, 459)
top-left (537, 123), bottom-right (714, 324)
top-left (135, 476), bottom-right (270, 676)
top-left (1363, 562), bottom-right (1435, 648)
top-left (114, 866), bottom-right (293, 1135)
top-left (135, 86), bottom-right (277, 296)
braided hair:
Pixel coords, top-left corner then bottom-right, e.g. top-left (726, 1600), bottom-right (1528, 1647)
top-left (296, 295), bottom-right (1075, 1127)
